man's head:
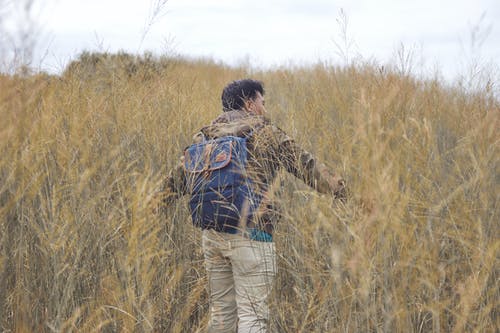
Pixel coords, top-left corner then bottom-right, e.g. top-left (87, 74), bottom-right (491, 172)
top-left (221, 79), bottom-right (266, 115)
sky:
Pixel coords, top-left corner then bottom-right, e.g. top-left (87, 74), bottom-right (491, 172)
top-left (1, 0), bottom-right (499, 83)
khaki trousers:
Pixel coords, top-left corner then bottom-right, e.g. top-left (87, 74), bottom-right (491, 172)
top-left (202, 229), bottom-right (276, 333)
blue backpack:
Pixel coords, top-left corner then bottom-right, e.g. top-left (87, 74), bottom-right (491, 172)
top-left (183, 135), bottom-right (262, 233)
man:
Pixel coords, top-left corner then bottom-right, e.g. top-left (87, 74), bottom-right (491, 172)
top-left (156, 79), bottom-right (345, 332)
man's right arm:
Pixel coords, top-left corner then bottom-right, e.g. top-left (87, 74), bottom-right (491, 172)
top-left (163, 160), bottom-right (188, 202)
top-left (151, 160), bottom-right (187, 213)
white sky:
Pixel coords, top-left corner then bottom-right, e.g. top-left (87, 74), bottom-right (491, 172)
top-left (2, 0), bottom-right (499, 82)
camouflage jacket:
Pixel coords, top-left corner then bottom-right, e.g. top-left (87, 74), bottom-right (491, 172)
top-left (163, 110), bottom-right (345, 234)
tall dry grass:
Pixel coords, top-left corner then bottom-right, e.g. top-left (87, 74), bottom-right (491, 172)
top-left (0, 52), bottom-right (498, 332)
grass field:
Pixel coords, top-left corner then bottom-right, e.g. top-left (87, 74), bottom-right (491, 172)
top-left (0, 52), bottom-right (498, 332)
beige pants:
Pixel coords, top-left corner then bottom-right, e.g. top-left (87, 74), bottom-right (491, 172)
top-left (202, 229), bottom-right (276, 333)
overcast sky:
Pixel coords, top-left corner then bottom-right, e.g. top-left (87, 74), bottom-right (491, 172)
top-left (2, 0), bottom-right (499, 82)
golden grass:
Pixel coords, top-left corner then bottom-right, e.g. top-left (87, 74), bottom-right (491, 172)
top-left (0, 53), bottom-right (498, 332)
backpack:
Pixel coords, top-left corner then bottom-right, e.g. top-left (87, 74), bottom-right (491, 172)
top-left (183, 135), bottom-right (262, 233)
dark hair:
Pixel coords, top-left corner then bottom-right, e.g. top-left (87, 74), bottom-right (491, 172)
top-left (221, 79), bottom-right (264, 112)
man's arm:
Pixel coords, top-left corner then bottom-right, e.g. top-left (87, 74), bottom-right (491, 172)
top-left (151, 160), bottom-right (187, 213)
top-left (164, 160), bottom-right (188, 201)
top-left (272, 127), bottom-right (346, 199)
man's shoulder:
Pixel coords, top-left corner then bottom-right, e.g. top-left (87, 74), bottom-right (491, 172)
top-left (249, 117), bottom-right (295, 149)
top-left (191, 111), bottom-right (291, 145)
top-left (198, 113), bottom-right (267, 139)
